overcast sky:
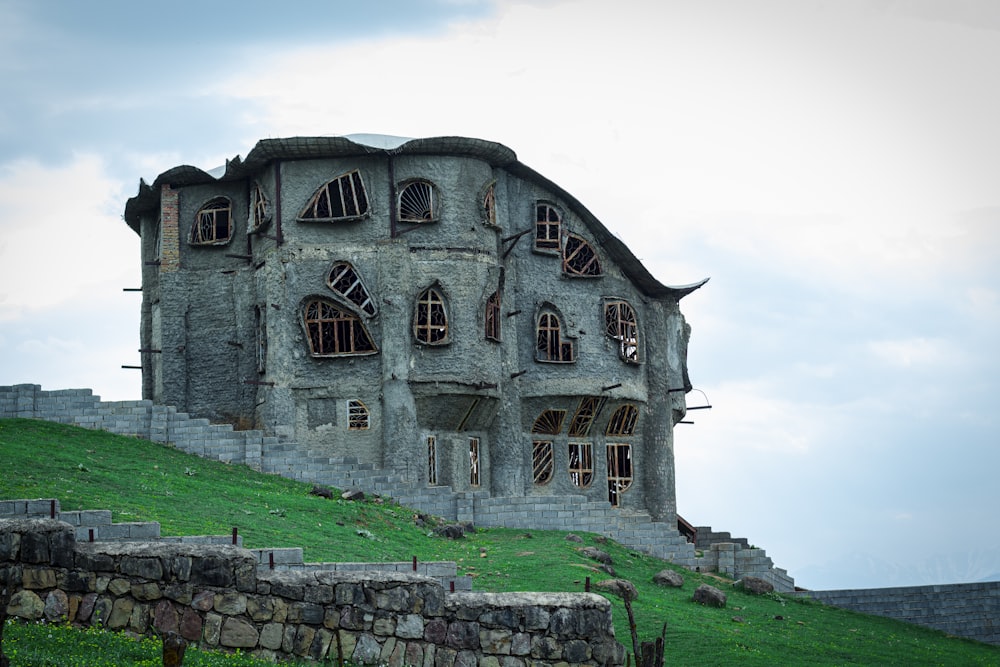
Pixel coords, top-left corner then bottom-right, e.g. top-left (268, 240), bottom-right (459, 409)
top-left (1, 0), bottom-right (998, 590)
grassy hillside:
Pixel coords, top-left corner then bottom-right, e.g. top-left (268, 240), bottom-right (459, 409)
top-left (1, 418), bottom-right (997, 666)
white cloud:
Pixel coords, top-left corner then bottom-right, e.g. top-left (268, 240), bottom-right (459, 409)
top-left (866, 337), bottom-right (953, 369)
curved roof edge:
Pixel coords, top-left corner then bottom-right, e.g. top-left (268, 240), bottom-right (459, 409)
top-left (123, 134), bottom-right (706, 300)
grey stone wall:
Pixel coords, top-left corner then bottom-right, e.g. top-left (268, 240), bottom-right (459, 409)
top-left (792, 583), bottom-right (1000, 646)
top-left (1, 518), bottom-right (625, 665)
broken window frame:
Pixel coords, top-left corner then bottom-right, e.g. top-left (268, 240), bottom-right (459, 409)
top-left (562, 233), bottom-right (603, 277)
top-left (535, 203), bottom-right (561, 252)
top-left (327, 261), bottom-right (377, 317)
top-left (485, 290), bottom-right (501, 342)
top-left (482, 181), bottom-right (497, 227)
top-left (303, 298), bottom-right (378, 357)
top-left (606, 404), bottom-right (639, 436)
top-left (249, 182), bottom-right (270, 233)
top-left (348, 400), bottom-right (370, 430)
top-left (414, 286), bottom-right (449, 345)
top-left (298, 170), bottom-right (370, 222)
top-left (532, 440), bottom-right (554, 485)
top-left (190, 197), bottom-right (233, 245)
top-left (606, 443), bottom-right (633, 507)
top-left (531, 409), bottom-right (567, 435)
top-left (254, 305), bottom-right (267, 374)
top-left (568, 442), bottom-right (594, 488)
top-left (569, 397), bottom-right (606, 437)
top-left (469, 437), bottom-right (481, 487)
top-left (536, 312), bottom-right (574, 363)
top-left (427, 435), bottom-right (438, 485)
top-left (604, 300), bottom-right (640, 364)
top-left (398, 180), bottom-right (438, 224)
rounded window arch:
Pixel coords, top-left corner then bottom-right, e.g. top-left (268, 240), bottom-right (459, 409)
top-left (327, 261), bottom-right (377, 317)
top-left (398, 180), bottom-right (438, 223)
top-left (535, 306), bottom-right (574, 363)
top-left (190, 197), bottom-right (233, 245)
top-left (302, 298), bottom-right (378, 357)
top-left (414, 285), bottom-right (449, 344)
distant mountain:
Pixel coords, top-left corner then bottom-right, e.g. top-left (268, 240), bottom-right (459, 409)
top-left (797, 547), bottom-right (1000, 590)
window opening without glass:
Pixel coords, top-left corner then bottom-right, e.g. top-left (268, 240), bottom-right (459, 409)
top-left (531, 409), bottom-right (566, 435)
top-left (605, 300), bottom-right (639, 363)
top-left (348, 400), bottom-right (370, 430)
top-left (606, 443), bottom-right (633, 507)
top-left (427, 436), bottom-right (438, 485)
top-left (303, 299), bottom-right (377, 356)
top-left (299, 170), bottom-right (369, 221)
top-left (398, 181), bottom-right (436, 223)
top-left (482, 182), bottom-right (497, 226)
top-left (535, 204), bottom-right (561, 250)
top-left (327, 262), bottom-right (377, 316)
top-left (469, 437), bottom-right (481, 487)
top-left (532, 441), bottom-right (554, 484)
top-left (568, 442), bottom-right (593, 488)
top-left (563, 234), bottom-right (602, 276)
top-left (606, 404), bottom-right (639, 436)
top-left (485, 290), bottom-right (501, 342)
top-left (415, 287), bottom-right (448, 344)
top-left (191, 197), bottom-right (232, 245)
top-left (536, 312), bottom-right (573, 362)
top-left (250, 182), bottom-right (268, 232)
top-left (254, 306), bottom-right (266, 374)
top-left (569, 397), bottom-right (605, 437)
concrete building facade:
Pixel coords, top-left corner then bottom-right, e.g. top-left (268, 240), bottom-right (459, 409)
top-left (123, 134), bottom-right (707, 530)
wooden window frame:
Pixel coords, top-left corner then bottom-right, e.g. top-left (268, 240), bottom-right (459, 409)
top-left (531, 409), bottom-right (566, 435)
top-left (606, 404), bottom-right (639, 436)
top-left (348, 400), bottom-right (370, 430)
top-left (327, 262), bottom-right (377, 316)
top-left (303, 299), bottom-right (378, 357)
top-left (469, 437), bottom-right (481, 487)
top-left (536, 312), bottom-right (574, 363)
top-left (568, 442), bottom-right (593, 488)
top-left (414, 287), bottom-right (449, 345)
top-left (254, 305), bottom-right (266, 374)
top-left (569, 397), bottom-right (605, 437)
top-left (485, 290), bottom-right (501, 342)
top-left (535, 203), bottom-right (561, 251)
top-left (299, 170), bottom-right (370, 222)
top-left (427, 435), bottom-right (438, 485)
top-left (532, 440), bottom-right (554, 485)
top-left (190, 197), bottom-right (233, 245)
top-left (563, 233), bottom-right (602, 277)
top-left (605, 300), bottom-right (640, 363)
top-left (249, 182), bottom-right (269, 232)
top-left (482, 182), bottom-right (497, 227)
top-left (398, 180), bottom-right (437, 223)
top-left (606, 443), bottom-right (633, 507)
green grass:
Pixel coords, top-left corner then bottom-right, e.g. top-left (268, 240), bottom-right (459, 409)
top-left (2, 418), bottom-right (998, 666)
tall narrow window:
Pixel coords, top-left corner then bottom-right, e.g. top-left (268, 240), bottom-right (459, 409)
top-left (606, 443), bottom-right (633, 507)
top-left (531, 409), bottom-right (566, 435)
top-left (249, 182), bottom-right (269, 232)
top-left (482, 182), bottom-right (497, 226)
top-left (299, 170), bottom-right (369, 221)
top-left (348, 400), bottom-right (370, 430)
top-left (303, 299), bottom-right (377, 356)
top-left (535, 204), bottom-right (561, 251)
top-left (190, 197), bottom-right (232, 245)
top-left (485, 290), bottom-right (501, 342)
top-left (536, 312), bottom-right (574, 363)
top-left (606, 405), bottom-right (639, 436)
top-left (563, 234), bottom-right (602, 276)
top-left (414, 287), bottom-right (448, 344)
top-left (398, 180), bottom-right (437, 223)
top-left (254, 305), bottom-right (266, 374)
top-left (427, 436), bottom-right (438, 485)
top-left (532, 441), bottom-right (554, 485)
top-left (568, 442), bottom-right (593, 488)
top-left (327, 262), bottom-right (377, 316)
top-left (605, 300), bottom-right (639, 363)
top-left (569, 397), bottom-right (605, 437)
top-left (469, 437), bottom-right (481, 487)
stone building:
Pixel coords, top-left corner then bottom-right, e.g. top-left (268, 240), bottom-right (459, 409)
top-left (123, 134), bottom-right (707, 534)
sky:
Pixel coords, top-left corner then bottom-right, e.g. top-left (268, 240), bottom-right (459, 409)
top-left (1, 0), bottom-right (998, 591)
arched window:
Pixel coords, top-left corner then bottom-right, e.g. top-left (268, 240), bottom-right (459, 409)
top-left (605, 300), bottom-right (639, 363)
top-left (563, 234), bottom-right (602, 276)
top-left (535, 203), bottom-right (561, 251)
top-left (482, 182), bottom-right (497, 226)
top-left (299, 170), bottom-right (369, 221)
top-left (249, 182), bottom-right (269, 232)
top-left (532, 441), bottom-right (554, 485)
top-left (254, 305), bottom-right (266, 374)
top-left (569, 397), bottom-right (605, 437)
top-left (427, 435), bottom-right (438, 485)
top-left (303, 299), bottom-right (377, 356)
top-left (606, 405), bottom-right (639, 436)
top-left (531, 409), bottom-right (566, 435)
top-left (536, 312), bottom-right (574, 363)
top-left (414, 287), bottom-right (448, 344)
top-left (327, 262), bottom-right (377, 316)
top-left (190, 197), bottom-right (232, 245)
top-left (398, 180), bottom-right (437, 223)
top-left (568, 442), bottom-right (593, 488)
top-left (469, 437), bottom-right (481, 487)
top-left (606, 443), bottom-right (633, 507)
top-left (348, 400), bottom-right (370, 430)
top-left (485, 290), bottom-right (501, 342)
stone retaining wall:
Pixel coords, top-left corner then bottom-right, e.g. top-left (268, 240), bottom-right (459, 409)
top-left (792, 583), bottom-right (1000, 646)
top-left (1, 518), bottom-right (625, 665)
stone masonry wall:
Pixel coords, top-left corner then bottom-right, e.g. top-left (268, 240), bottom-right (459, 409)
top-left (1, 518), bottom-right (625, 665)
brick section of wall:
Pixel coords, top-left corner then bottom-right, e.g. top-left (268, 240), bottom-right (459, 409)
top-left (1, 519), bottom-right (626, 664)
top-left (792, 583), bottom-right (1000, 646)
top-left (160, 184), bottom-right (180, 272)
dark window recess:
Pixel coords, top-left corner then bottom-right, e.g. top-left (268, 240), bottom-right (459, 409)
top-left (531, 409), bottom-right (567, 435)
top-left (568, 442), bottom-right (593, 488)
top-left (569, 397), bottom-right (605, 437)
top-left (299, 170), bottom-right (369, 221)
top-left (427, 436), bottom-right (438, 485)
top-left (532, 441), bottom-right (554, 484)
top-left (563, 234), bottom-right (602, 276)
top-left (414, 287), bottom-right (448, 344)
top-left (606, 405), bottom-right (639, 436)
top-left (535, 204), bottom-right (561, 250)
top-left (536, 312), bottom-right (574, 363)
top-left (327, 262), bottom-right (377, 316)
top-left (348, 400), bottom-right (370, 430)
top-left (485, 290), bottom-right (501, 341)
top-left (398, 181), bottom-right (436, 223)
top-left (250, 182), bottom-right (269, 232)
top-left (254, 305), bottom-right (267, 373)
top-left (605, 300), bottom-right (639, 363)
top-left (303, 299), bottom-right (377, 356)
top-left (191, 197), bottom-right (233, 245)
top-left (469, 437), bottom-right (481, 486)
top-left (606, 443), bottom-right (633, 507)
top-left (483, 182), bottom-right (497, 226)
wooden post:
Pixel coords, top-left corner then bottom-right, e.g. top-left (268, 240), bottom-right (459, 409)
top-left (162, 631), bottom-right (188, 666)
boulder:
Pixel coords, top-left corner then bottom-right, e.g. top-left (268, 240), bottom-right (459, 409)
top-left (692, 584), bottom-right (727, 608)
top-left (736, 576), bottom-right (774, 595)
top-left (579, 547), bottom-right (612, 564)
top-left (594, 578), bottom-right (638, 601)
top-left (341, 489), bottom-right (364, 501)
top-left (653, 569), bottom-right (685, 588)
top-left (565, 534), bottom-right (583, 543)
